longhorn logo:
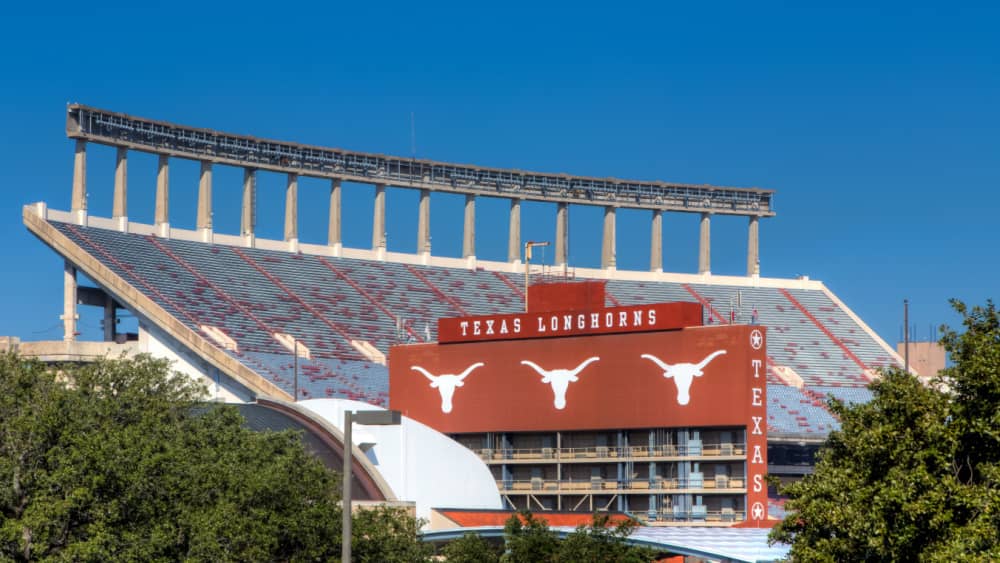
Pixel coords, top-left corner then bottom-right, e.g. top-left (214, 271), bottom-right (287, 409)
top-left (520, 357), bottom-right (600, 410)
top-left (640, 350), bottom-right (727, 405)
top-left (411, 362), bottom-right (484, 413)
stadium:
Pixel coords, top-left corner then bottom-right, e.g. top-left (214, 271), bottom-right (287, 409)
top-left (15, 104), bottom-right (907, 559)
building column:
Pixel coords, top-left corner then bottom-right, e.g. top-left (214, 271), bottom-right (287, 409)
top-left (555, 202), bottom-right (569, 267)
top-left (417, 189), bottom-right (431, 256)
top-left (601, 205), bottom-right (616, 270)
top-left (284, 173), bottom-right (298, 246)
top-left (71, 140), bottom-right (87, 222)
top-left (112, 147), bottom-right (128, 226)
top-left (463, 194), bottom-right (476, 260)
top-left (103, 295), bottom-right (117, 342)
top-left (197, 161), bottom-right (213, 240)
top-left (155, 155), bottom-right (170, 235)
top-left (650, 209), bottom-right (663, 273)
top-left (328, 179), bottom-right (342, 254)
top-left (372, 184), bottom-right (386, 251)
top-left (508, 199), bottom-right (521, 263)
top-left (747, 215), bottom-right (760, 277)
top-left (241, 168), bottom-right (256, 241)
top-left (61, 261), bottom-right (77, 342)
top-left (698, 212), bottom-right (711, 275)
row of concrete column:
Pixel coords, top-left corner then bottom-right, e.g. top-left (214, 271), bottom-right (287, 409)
top-left (71, 141), bottom-right (762, 275)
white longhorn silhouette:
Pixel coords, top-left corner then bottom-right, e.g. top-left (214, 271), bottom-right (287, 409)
top-left (640, 350), bottom-right (727, 405)
top-left (411, 362), bottom-right (484, 413)
top-left (520, 357), bottom-right (600, 410)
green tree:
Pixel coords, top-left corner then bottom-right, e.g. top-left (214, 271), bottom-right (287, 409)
top-left (351, 505), bottom-right (433, 563)
top-left (439, 531), bottom-right (501, 563)
top-left (770, 300), bottom-right (1000, 562)
top-left (501, 511), bottom-right (558, 563)
top-left (556, 513), bottom-right (656, 563)
top-left (0, 353), bottom-right (343, 561)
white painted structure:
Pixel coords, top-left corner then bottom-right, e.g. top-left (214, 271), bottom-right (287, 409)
top-left (298, 398), bottom-right (502, 525)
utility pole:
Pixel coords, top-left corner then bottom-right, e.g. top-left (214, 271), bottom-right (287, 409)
top-left (293, 339), bottom-right (299, 401)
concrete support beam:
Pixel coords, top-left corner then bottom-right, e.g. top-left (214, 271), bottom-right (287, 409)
top-left (417, 189), bottom-right (431, 255)
top-left (197, 161), bottom-right (213, 237)
top-left (71, 140), bottom-right (87, 220)
top-left (241, 168), bottom-right (256, 238)
top-left (372, 184), bottom-right (386, 250)
top-left (555, 202), bottom-right (568, 267)
top-left (698, 212), bottom-right (711, 275)
top-left (328, 179), bottom-right (342, 252)
top-left (62, 261), bottom-right (77, 342)
top-left (650, 209), bottom-right (663, 273)
top-left (747, 215), bottom-right (760, 277)
top-left (601, 206), bottom-right (617, 270)
top-left (284, 173), bottom-right (298, 244)
top-left (113, 147), bottom-right (128, 220)
top-left (463, 194), bottom-right (476, 259)
top-left (508, 199), bottom-right (521, 263)
top-left (155, 155), bottom-right (170, 232)
top-left (103, 295), bottom-right (117, 342)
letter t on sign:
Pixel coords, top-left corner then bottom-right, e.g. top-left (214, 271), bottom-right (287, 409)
top-left (752, 359), bottom-right (762, 378)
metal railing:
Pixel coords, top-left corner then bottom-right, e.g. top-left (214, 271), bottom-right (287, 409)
top-left (477, 443), bottom-right (746, 461)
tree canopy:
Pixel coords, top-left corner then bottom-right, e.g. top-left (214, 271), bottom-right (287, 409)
top-left (770, 300), bottom-right (1000, 562)
top-left (0, 353), bottom-right (432, 562)
top-left (498, 511), bottom-right (655, 563)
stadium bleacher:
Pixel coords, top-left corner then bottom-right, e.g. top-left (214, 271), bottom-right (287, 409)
top-left (49, 219), bottom-right (898, 432)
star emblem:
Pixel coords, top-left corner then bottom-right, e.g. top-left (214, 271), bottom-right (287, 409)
top-left (750, 329), bottom-right (763, 350)
top-left (751, 502), bottom-right (765, 520)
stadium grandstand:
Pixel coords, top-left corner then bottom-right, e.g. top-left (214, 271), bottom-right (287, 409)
top-left (18, 105), bottom-right (903, 530)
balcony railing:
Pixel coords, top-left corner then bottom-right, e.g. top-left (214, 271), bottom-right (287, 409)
top-left (496, 476), bottom-right (747, 493)
top-left (477, 442), bottom-right (745, 461)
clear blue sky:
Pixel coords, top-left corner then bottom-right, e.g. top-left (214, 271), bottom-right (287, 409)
top-left (1, 1), bottom-right (997, 346)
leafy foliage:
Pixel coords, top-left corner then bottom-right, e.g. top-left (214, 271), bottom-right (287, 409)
top-left (0, 354), bottom-right (345, 561)
top-left (770, 300), bottom-right (1000, 562)
top-left (439, 531), bottom-right (501, 563)
top-left (351, 505), bottom-right (434, 563)
top-left (499, 511), bottom-right (654, 563)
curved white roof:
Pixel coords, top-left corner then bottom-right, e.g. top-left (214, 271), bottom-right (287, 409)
top-left (298, 399), bottom-right (502, 525)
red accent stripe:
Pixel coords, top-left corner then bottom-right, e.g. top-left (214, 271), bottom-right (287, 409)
top-left (317, 256), bottom-right (423, 342)
top-left (606, 291), bottom-right (623, 307)
top-left (682, 284), bottom-right (726, 323)
top-left (231, 247), bottom-right (356, 345)
top-left (492, 270), bottom-right (525, 298)
top-left (779, 288), bottom-right (868, 372)
top-left (404, 264), bottom-right (469, 316)
top-left (146, 235), bottom-right (278, 337)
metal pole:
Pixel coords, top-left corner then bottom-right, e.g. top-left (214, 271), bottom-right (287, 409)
top-left (524, 243), bottom-right (530, 313)
top-left (293, 340), bottom-right (299, 401)
top-left (904, 299), bottom-right (909, 373)
top-left (342, 410), bottom-right (353, 562)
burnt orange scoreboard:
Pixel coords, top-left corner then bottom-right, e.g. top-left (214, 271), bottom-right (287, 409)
top-left (389, 299), bottom-right (768, 524)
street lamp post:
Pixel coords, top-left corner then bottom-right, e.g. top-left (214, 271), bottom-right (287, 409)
top-left (342, 409), bottom-right (402, 562)
top-left (523, 241), bottom-right (549, 312)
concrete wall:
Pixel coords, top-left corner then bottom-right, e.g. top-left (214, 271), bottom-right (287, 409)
top-left (896, 341), bottom-right (947, 379)
top-left (139, 321), bottom-right (250, 403)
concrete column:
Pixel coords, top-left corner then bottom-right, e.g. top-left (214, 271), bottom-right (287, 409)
top-left (463, 194), bottom-right (476, 259)
top-left (61, 261), bottom-right (77, 342)
top-left (555, 202), bottom-right (569, 267)
top-left (601, 206), bottom-right (617, 270)
top-left (71, 140), bottom-right (87, 216)
top-left (155, 155), bottom-right (170, 232)
top-left (698, 212), bottom-right (711, 275)
top-left (113, 147), bottom-right (128, 220)
top-left (417, 189), bottom-right (431, 255)
top-left (650, 209), bottom-right (663, 272)
top-left (372, 184), bottom-right (386, 250)
top-left (747, 215), bottom-right (760, 276)
top-left (508, 199), bottom-right (521, 263)
top-left (197, 161), bottom-right (213, 235)
top-left (328, 179), bottom-right (342, 250)
top-left (103, 295), bottom-right (117, 342)
top-left (241, 168), bottom-right (256, 238)
top-left (284, 173), bottom-right (298, 243)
